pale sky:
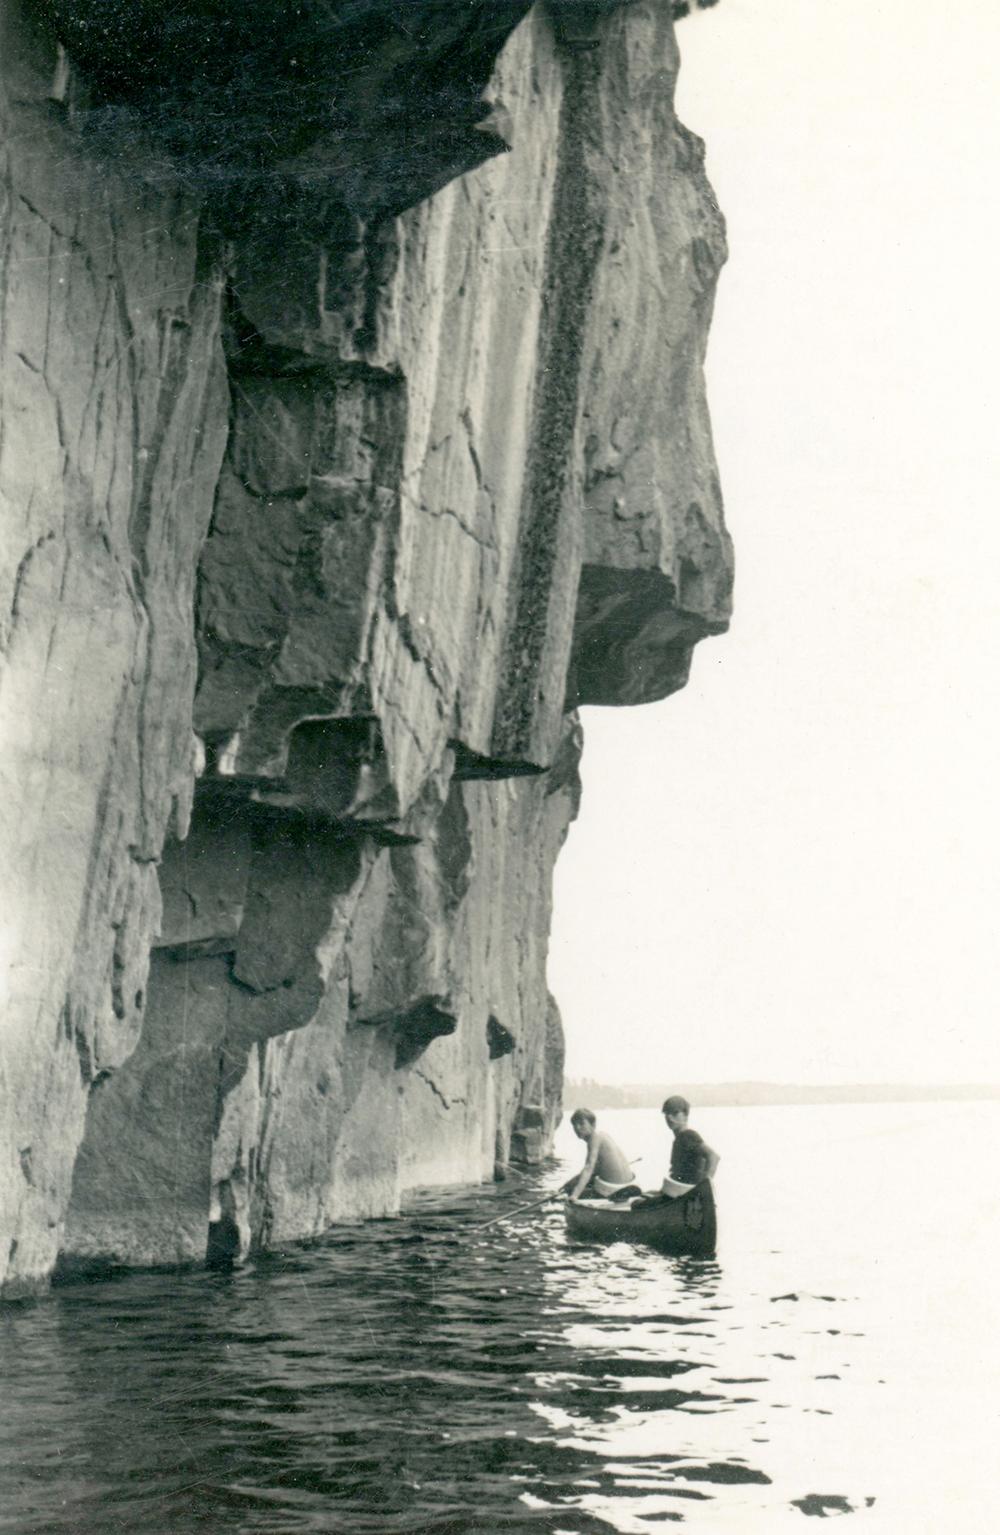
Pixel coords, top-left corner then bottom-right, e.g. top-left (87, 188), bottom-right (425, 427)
top-left (549, 0), bottom-right (1000, 1086)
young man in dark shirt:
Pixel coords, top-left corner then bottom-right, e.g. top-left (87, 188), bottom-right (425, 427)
top-left (661, 1094), bottom-right (719, 1190)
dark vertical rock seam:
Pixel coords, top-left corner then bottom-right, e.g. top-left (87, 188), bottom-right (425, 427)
top-left (491, 44), bottom-right (603, 760)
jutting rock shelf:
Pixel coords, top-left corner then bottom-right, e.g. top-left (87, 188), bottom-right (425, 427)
top-left (0, 0), bottom-right (732, 1299)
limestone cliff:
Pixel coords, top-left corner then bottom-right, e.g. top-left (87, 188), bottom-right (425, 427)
top-left (0, 0), bottom-right (732, 1298)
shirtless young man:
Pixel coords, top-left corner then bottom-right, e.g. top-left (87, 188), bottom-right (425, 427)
top-left (563, 1109), bottom-right (638, 1202)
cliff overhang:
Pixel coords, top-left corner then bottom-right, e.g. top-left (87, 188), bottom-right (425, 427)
top-left (0, 0), bottom-right (732, 1299)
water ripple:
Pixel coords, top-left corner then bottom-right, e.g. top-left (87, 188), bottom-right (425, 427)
top-left (0, 1146), bottom-right (894, 1533)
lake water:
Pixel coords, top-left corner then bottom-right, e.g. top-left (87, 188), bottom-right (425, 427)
top-left (1, 1102), bottom-right (998, 1533)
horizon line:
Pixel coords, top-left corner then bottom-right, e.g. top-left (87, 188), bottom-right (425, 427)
top-left (564, 1077), bottom-right (1000, 1091)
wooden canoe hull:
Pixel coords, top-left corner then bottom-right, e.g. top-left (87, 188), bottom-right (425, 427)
top-left (564, 1181), bottom-right (717, 1257)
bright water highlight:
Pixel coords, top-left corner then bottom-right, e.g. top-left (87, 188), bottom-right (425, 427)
top-left (2, 1103), bottom-right (998, 1532)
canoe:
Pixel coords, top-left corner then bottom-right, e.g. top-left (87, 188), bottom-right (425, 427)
top-left (563, 1180), bottom-right (717, 1257)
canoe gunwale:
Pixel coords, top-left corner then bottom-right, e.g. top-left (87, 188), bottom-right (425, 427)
top-left (563, 1179), bottom-right (717, 1257)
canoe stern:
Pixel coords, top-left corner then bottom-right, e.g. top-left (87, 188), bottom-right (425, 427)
top-left (564, 1181), bottom-right (717, 1257)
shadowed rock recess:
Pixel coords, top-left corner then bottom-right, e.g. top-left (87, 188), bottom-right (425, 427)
top-left (0, 0), bottom-right (732, 1297)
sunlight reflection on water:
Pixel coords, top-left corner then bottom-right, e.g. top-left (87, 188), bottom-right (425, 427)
top-left (0, 1103), bottom-right (997, 1532)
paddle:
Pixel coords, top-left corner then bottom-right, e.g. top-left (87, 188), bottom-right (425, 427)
top-left (473, 1190), bottom-right (562, 1233)
top-left (473, 1158), bottom-right (643, 1232)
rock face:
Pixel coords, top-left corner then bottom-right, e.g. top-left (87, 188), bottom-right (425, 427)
top-left (0, 0), bottom-right (732, 1297)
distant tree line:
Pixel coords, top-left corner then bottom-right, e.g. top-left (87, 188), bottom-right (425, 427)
top-left (672, 0), bottom-right (722, 19)
top-left (565, 1078), bottom-right (1000, 1110)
